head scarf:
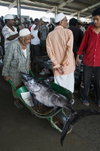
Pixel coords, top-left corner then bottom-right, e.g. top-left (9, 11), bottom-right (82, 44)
top-left (19, 28), bottom-right (31, 37)
top-left (4, 14), bottom-right (14, 20)
top-left (55, 13), bottom-right (65, 23)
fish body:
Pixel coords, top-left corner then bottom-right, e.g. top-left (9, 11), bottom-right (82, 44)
top-left (20, 71), bottom-right (100, 146)
top-left (22, 75), bottom-right (72, 110)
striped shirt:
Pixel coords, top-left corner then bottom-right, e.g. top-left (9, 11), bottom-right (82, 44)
top-left (2, 25), bottom-right (18, 51)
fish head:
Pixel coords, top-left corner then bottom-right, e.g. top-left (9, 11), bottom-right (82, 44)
top-left (22, 78), bottom-right (41, 93)
top-left (20, 71), bottom-right (33, 81)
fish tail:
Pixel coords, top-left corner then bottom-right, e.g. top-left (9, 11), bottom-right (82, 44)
top-left (60, 109), bottom-right (100, 146)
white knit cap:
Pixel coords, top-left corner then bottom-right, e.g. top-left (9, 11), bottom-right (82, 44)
top-left (4, 14), bottom-right (14, 20)
top-left (55, 13), bottom-right (65, 23)
top-left (19, 28), bottom-right (31, 37)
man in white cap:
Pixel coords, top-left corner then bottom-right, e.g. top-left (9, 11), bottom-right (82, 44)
top-left (46, 13), bottom-right (75, 104)
top-left (2, 14), bottom-right (19, 52)
top-left (2, 28), bottom-right (31, 109)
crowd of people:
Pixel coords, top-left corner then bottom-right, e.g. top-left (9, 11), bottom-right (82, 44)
top-left (0, 6), bottom-right (100, 109)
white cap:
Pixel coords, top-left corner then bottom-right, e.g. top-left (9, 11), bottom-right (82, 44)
top-left (55, 13), bottom-right (65, 23)
top-left (19, 28), bottom-right (31, 37)
top-left (4, 14), bottom-right (14, 20)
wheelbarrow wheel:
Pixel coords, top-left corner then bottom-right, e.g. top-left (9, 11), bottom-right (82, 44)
top-left (52, 111), bottom-right (73, 133)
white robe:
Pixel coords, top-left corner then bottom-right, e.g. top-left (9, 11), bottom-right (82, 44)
top-left (54, 72), bottom-right (74, 93)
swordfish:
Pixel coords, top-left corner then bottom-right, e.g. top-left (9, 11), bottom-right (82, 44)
top-left (20, 71), bottom-right (100, 146)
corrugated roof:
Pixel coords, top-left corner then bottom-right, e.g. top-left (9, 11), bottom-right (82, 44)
top-left (0, 0), bottom-right (100, 18)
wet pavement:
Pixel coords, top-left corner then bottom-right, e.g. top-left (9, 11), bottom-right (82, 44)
top-left (0, 68), bottom-right (100, 151)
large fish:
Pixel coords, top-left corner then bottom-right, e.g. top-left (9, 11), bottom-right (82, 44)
top-left (20, 71), bottom-right (100, 146)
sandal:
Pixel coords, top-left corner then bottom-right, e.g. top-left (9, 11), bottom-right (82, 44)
top-left (96, 101), bottom-right (100, 107)
top-left (14, 101), bottom-right (23, 109)
top-left (82, 100), bottom-right (89, 106)
top-left (70, 99), bottom-right (75, 105)
top-left (74, 90), bottom-right (79, 93)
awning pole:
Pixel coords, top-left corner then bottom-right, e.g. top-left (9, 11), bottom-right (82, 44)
top-left (55, 6), bottom-right (58, 16)
top-left (17, 0), bottom-right (21, 23)
top-left (77, 11), bottom-right (80, 20)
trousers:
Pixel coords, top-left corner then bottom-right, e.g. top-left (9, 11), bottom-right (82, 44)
top-left (80, 65), bottom-right (100, 102)
top-left (30, 44), bottom-right (41, 58)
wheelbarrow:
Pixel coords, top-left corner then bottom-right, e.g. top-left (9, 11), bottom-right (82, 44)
top-left (8, 70), bottom-right (73, 133)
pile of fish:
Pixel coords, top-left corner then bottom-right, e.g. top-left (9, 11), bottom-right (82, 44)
top-left (20, 71), bottom-right (100, 146)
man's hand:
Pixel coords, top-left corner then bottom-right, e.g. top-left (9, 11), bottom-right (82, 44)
top-left (57, 65), bottom-right (64, 75)
top-left (76, 55), bottom-right (79, 66)
top-left (4, 76), bottom-right (12, 81)
top-left (29, 63), bottom-right (31, 70)
top-left (39, 18), bottom-right (42, 23)
top-left (31, 35), bottom-right (34, 39)
top-left (34, 18), bottom-right (43, 30)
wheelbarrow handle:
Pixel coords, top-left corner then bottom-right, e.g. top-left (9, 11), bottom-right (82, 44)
top-left (8, 79), bottom-right (17, 90)
top-left (29, 69), bottom-right (35, 77)
top-left (8, 70), bottom-right (34, 90)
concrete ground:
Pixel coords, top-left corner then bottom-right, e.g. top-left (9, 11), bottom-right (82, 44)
top-left (0, 68), bottom-right (100, 151)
